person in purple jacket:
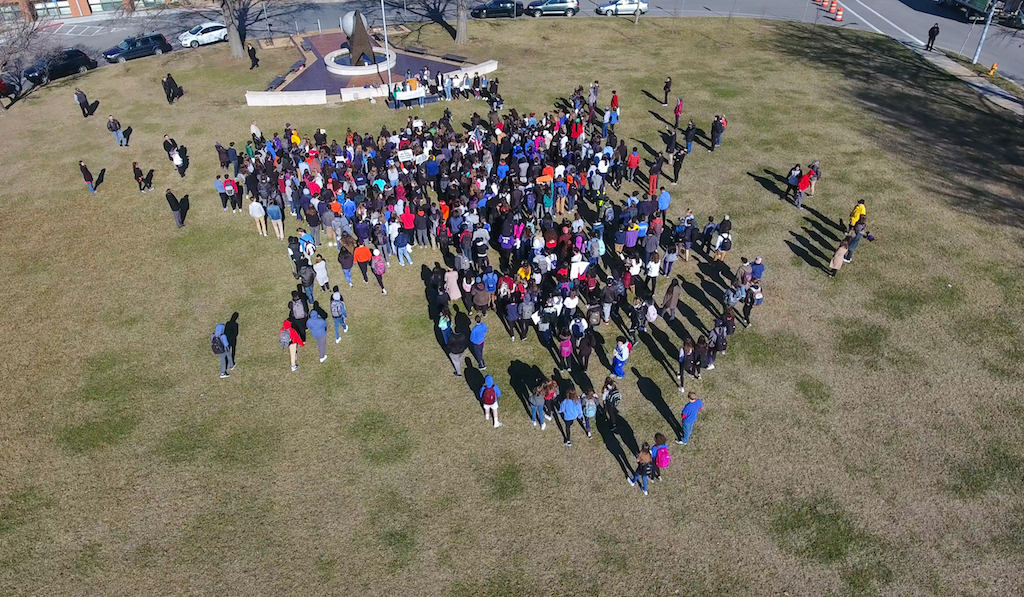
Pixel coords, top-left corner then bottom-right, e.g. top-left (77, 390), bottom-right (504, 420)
top-left (676, 392), bottom-right (703, 445)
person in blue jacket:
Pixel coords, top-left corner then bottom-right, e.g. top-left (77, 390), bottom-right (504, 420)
top-left (557, 388), bottom-right (583, 447)
top-left (677, 392), bottom-right (703, 445)
top-left (478, 374), bottom-right (502, 428)
top-left (470, 315), bottom-right (488, 370)
top-left (307, 310), bottom-right (329, 363)
top-left (212, 323), bottom-right (234, 378)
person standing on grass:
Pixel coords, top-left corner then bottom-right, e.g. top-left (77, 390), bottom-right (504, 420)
top-left (829, 239), bottom-right (850, 278)
top-left (353, 243), bottom-right (372, 284)
top-left (602, 377), bottom-right (622, 430)
top-left (249, 196), bottom-right (267, 236)
top-left (133, 162), bottom-right (150, 193)
top-left (581, 389), bottom-right (599, 439)
top-left (313, 254), bottom-right (330, 292)
top-left (678, 338), bottom-right (696, 389)
top-left (795, 169), bottom-right (811, 210)
top-left (612, 336), bottom-right (631, 379)
top-left (808, 160), bottom-right (821, 196)
top-left (529, 383), bottom-right (547, 430)
top-left (80, 161), bottom-right (95, 194)
top-left (557, 329), bottom-right (573, 372)
top-left (676, 392), bottom-right (703, 445)
top-left (280, 319), bottom-right (303, 372)
top-left (710, 115), bottom-right (724, 152)
top-left (648, 154), bottom-right (663, 197)
top-left (307, 310), bottom-right (329, 363)
top-left (438, 307), bottom-right (452, 346)
top-left (267, 201), bottom-right (284, 240)
top-left (558, 387), bottom-right (583, 447)
top-left (742, 278), bottom-right (762, 327)
top-left (447, 328), bottom-right (469, 377)
top-left (171, 149), bottom-right (185, 178)
top-left (297, 261), bottom-right (315, 305)
top-left (626, 147), bottom-right (641, 182)
top-left (214, 175), bottom-right (228, 209)
top-left (211, 323), bottom-right (234, 379)
top-left (107, 115), bottom-right (127, 147)
top-left (470, 315), bottom-right (488, 370)
top-left (330, 287), bottom-right (348, 342)
top-left (784, 164), bottom-right (802, 200)
top-left (672, 146), bottom-right (686, 184)
top-left (370, 249), bottom-right (388, 294)
top-left (683, 119), bottom-right (696, 154)
top-left (650, 433), bottom-right (670, 482)
top-left (662, 278), bottom-right (682, 322)
top-left (926, 23), bottom-right (939, 51)
top-left (163, 135), bottom-right (178, 164)
top-left (578, 329), bottom-right (594, 372)
top-left (479, 374), bottom-right (503, 428)
top-left (849, 199), bottom-right (866, 231)
top-left (673, 98), bottom-right (684, 128)
top-left (844, 216), bottom-right (871, 263)
top-left (662, 76), bottom-right (672, 106)
top-left (629, 443), bottom-right (654, 496)
top-left (74, 88), bottom-right (90, 118)
top-left (165, 189), bottom-right (185, 228)
top-left (248, 43), bottom-right (260, 69)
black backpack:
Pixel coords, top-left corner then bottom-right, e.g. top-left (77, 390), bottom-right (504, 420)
top-left (211, 333), bottom-right (226, 355)
top-left (720, 236), bottom-right (732, 251)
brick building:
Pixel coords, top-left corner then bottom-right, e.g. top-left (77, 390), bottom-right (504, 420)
top-left (0, 0), bottom-right (170, 21)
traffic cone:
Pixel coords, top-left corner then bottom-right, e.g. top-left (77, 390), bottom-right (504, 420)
top-left (835, 6), bottom-right (843, 20)
top-left (829, 0), bottom-right (837, 13)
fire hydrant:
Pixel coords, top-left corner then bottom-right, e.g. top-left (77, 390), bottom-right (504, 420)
top-left (989, 63), bottom-right (998, 76)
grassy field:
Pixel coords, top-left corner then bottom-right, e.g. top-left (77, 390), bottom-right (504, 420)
top-left (2, 17), bottom-right (1024, 597)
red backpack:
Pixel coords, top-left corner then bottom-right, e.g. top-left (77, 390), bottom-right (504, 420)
top-left (482, 387), bottom-right (497, 405)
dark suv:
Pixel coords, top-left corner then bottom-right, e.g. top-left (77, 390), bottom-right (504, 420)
top-left (103, 34), bottom-right (173, 64)
top-left (23, 49), bottom-right (97, 85)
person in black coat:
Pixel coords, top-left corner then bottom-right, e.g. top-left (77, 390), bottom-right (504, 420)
top-left (162, 73), bottom-right (182, 104)
top-left (248, 44), bottom-right (259, 69)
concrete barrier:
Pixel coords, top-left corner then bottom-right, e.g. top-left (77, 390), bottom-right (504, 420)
top-left (339, 85), bottom-right (389, 102)
top-left (444, 60), bottom-right (499, 80)
top-left (245, 89), bottom-right (327, 106)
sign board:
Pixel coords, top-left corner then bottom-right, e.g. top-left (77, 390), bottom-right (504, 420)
top-left (397, 149), bottom-right (414, 163)
top-left (414, 153), bottom-right (429, 165)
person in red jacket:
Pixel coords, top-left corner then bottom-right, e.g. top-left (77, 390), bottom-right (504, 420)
top-left (626, 148), bottom-right (641, 182)
top-left (795, 171), bottom-right (811, 210)
top-left (610, 90), bottom-right (619, 114)
top-left (280, 319), bottom-right (304, 372)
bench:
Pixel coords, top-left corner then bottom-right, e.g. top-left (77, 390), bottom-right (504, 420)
top-left (406, 46), bottom-right (428, 55)
top-left (442, 53), bottom-right (468, 63)
top-left (289, 60), bottom-right (306, 72)
top-left (300, 40), bottom-right (313, 52)
top-left (266, 76), bottom-right (286, 91)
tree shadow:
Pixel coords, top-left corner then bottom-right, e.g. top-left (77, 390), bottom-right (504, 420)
top-left (766, 22), bottom-right (1024, 228)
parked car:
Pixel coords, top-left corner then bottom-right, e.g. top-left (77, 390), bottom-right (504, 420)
top-left (471, 0), bottom-right (525, 17)
top-left (527, 0), bottom-right (579, 16)
top-left (23, 49), bottom-right (97, 85)
top-left (178, 22), bottom-right (228, 48)
top-left (103, 34), bottom-right (173, 64)
top-left (596, 0), bottom-right (648, 15)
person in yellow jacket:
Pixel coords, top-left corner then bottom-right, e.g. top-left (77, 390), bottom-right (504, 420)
top-left (849, 199), bottom-right (866, 230)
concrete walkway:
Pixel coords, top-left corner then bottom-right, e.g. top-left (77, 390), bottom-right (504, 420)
top-left (916, 48), bottom-right (1024, 118)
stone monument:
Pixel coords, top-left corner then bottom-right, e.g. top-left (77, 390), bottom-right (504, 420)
top-left (342, 11), bottom-right (375, 67)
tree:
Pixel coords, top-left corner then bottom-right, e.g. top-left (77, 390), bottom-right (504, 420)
top-left (0, 16), bottom-right (56, 113)
top-left (455, 0), bottom-right (469, 44)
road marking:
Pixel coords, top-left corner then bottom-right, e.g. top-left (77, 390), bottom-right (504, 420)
top-left (836, 3), bottom-right (884, 35)
top-left (847, 0), bottom-right (924, 45)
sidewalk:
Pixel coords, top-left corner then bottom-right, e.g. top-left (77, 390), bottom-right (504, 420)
top-left (916, 48), bottom-right (1024, 118)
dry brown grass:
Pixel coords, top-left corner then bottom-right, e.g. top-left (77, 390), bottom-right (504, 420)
top-left (1, 18), bottom-right (1023, 597)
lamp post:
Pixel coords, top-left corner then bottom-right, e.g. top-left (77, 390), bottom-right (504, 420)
top-left (380, 0), bottom-right (393, 93)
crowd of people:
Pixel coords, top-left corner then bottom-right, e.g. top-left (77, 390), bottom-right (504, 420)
top-left (73, 68), bottom-right (872, 496)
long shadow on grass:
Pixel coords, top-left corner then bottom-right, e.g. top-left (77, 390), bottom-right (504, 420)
top-left (748, 171), bottom-right (786, 200)
top-left (634, 369), bottom-right (684, 439)
top-left (765, 23), bottom-right (1024, 228)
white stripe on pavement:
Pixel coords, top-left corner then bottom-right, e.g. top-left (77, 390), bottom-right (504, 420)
top-left (836, 3), bottom-right (884, 35)
top-left (847, 0), bottom-right (924, 45)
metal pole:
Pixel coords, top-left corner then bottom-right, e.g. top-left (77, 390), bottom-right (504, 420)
top-left (959, 19), bottom-right (977, 56)
top-left (971, 1), bottom-right (995, 64)
top-left (265, 3), bottom-right (271, 40)
top-left (380, 0), bottom-right (393, 94)
top-left (295, 20), bottom-right (299, 34)
top-left (317, 18), bottom-right (321, 33)
top-left (340, 16), bottom-right (344, 29)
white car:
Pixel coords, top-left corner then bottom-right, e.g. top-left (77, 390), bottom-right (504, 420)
top-left (596, 0), bottom-right (648, 15)
top-left (178, 22), bottom-right (228, 48)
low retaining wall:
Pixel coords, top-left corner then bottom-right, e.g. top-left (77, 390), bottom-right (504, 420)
top-left (444, 60), bottom-right (499, 80)
top-left (246, 90), bottom-right (327, 106)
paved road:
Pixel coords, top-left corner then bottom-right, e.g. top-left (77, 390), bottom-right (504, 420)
top-left (36, 0), bottom-right (1024, 85)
